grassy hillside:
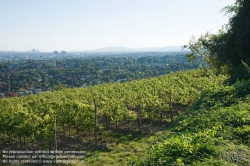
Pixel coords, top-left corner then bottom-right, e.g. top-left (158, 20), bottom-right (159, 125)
top-left (129, 79), bottom-right (250, 165)
top-left (3, 69), bottom-right (249, 165)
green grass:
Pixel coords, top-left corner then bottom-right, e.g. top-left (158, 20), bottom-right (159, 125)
top-left (129, 79), bottom-right (250, 165)
top-left (83, 136), bottom-right (151, 166)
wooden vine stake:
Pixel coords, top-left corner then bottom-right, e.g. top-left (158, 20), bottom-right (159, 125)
top-left (137, 104), bottom-right (142, 129)
top-left (54, 115), bottom-right (57, 161)
top-left (94, 98), bottom-right (98, 146)
top-left (169, 95), bottom-right (173, 123)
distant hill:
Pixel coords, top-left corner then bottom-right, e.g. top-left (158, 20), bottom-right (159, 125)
top-left (72, 46), bottom-right (188, 52)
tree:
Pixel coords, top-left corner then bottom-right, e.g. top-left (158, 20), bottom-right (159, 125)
top-left (53, 50), bottom-right (59, 55)
top-left (184, 0), bottom-right (250, 81)
top-left (183, 30), bottom-right (228, 73)
top-left (61, 50), bottom-right (66, 55)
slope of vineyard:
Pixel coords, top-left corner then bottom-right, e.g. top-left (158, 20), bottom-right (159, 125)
top-left (129, 79), bottom-right (250, 165)
top-left (0, 69), bottom-right (226, 165)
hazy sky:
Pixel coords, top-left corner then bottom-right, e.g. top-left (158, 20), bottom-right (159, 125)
top-left (0, 0), bottom-right (235, 52)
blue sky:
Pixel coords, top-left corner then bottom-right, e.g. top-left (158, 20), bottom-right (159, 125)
top-left (0, 0), bottom-right (235, 52)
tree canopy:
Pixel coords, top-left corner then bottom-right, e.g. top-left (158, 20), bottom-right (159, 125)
top-left (53, 50), bottom-right (59, 55)
top-left (61, 50), bottom-right (66, 55)
top-left (184, 0), bottom-right (250, 82)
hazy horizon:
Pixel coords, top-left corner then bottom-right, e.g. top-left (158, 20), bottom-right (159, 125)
top-left (1, 45), bottom-right (185, 53)
top-left (0, 0), bottom-right (234, 52)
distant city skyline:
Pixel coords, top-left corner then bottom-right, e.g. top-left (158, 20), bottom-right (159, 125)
top-left (0, 0), bottom-right (235, 52)
top-left (0, 46), bottom-right (185, 53)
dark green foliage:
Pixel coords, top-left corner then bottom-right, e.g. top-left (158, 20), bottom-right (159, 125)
top-left (185, 0), bottom-right (250, 82)
top-left (224, 0), bottom-right (250, 82)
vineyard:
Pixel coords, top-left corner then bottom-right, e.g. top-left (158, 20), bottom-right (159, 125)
top-left (0, 69), bottom-right (225, 151)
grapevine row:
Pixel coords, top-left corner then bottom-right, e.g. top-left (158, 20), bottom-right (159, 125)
top-left (0, 69), bottom-right (225, 148)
